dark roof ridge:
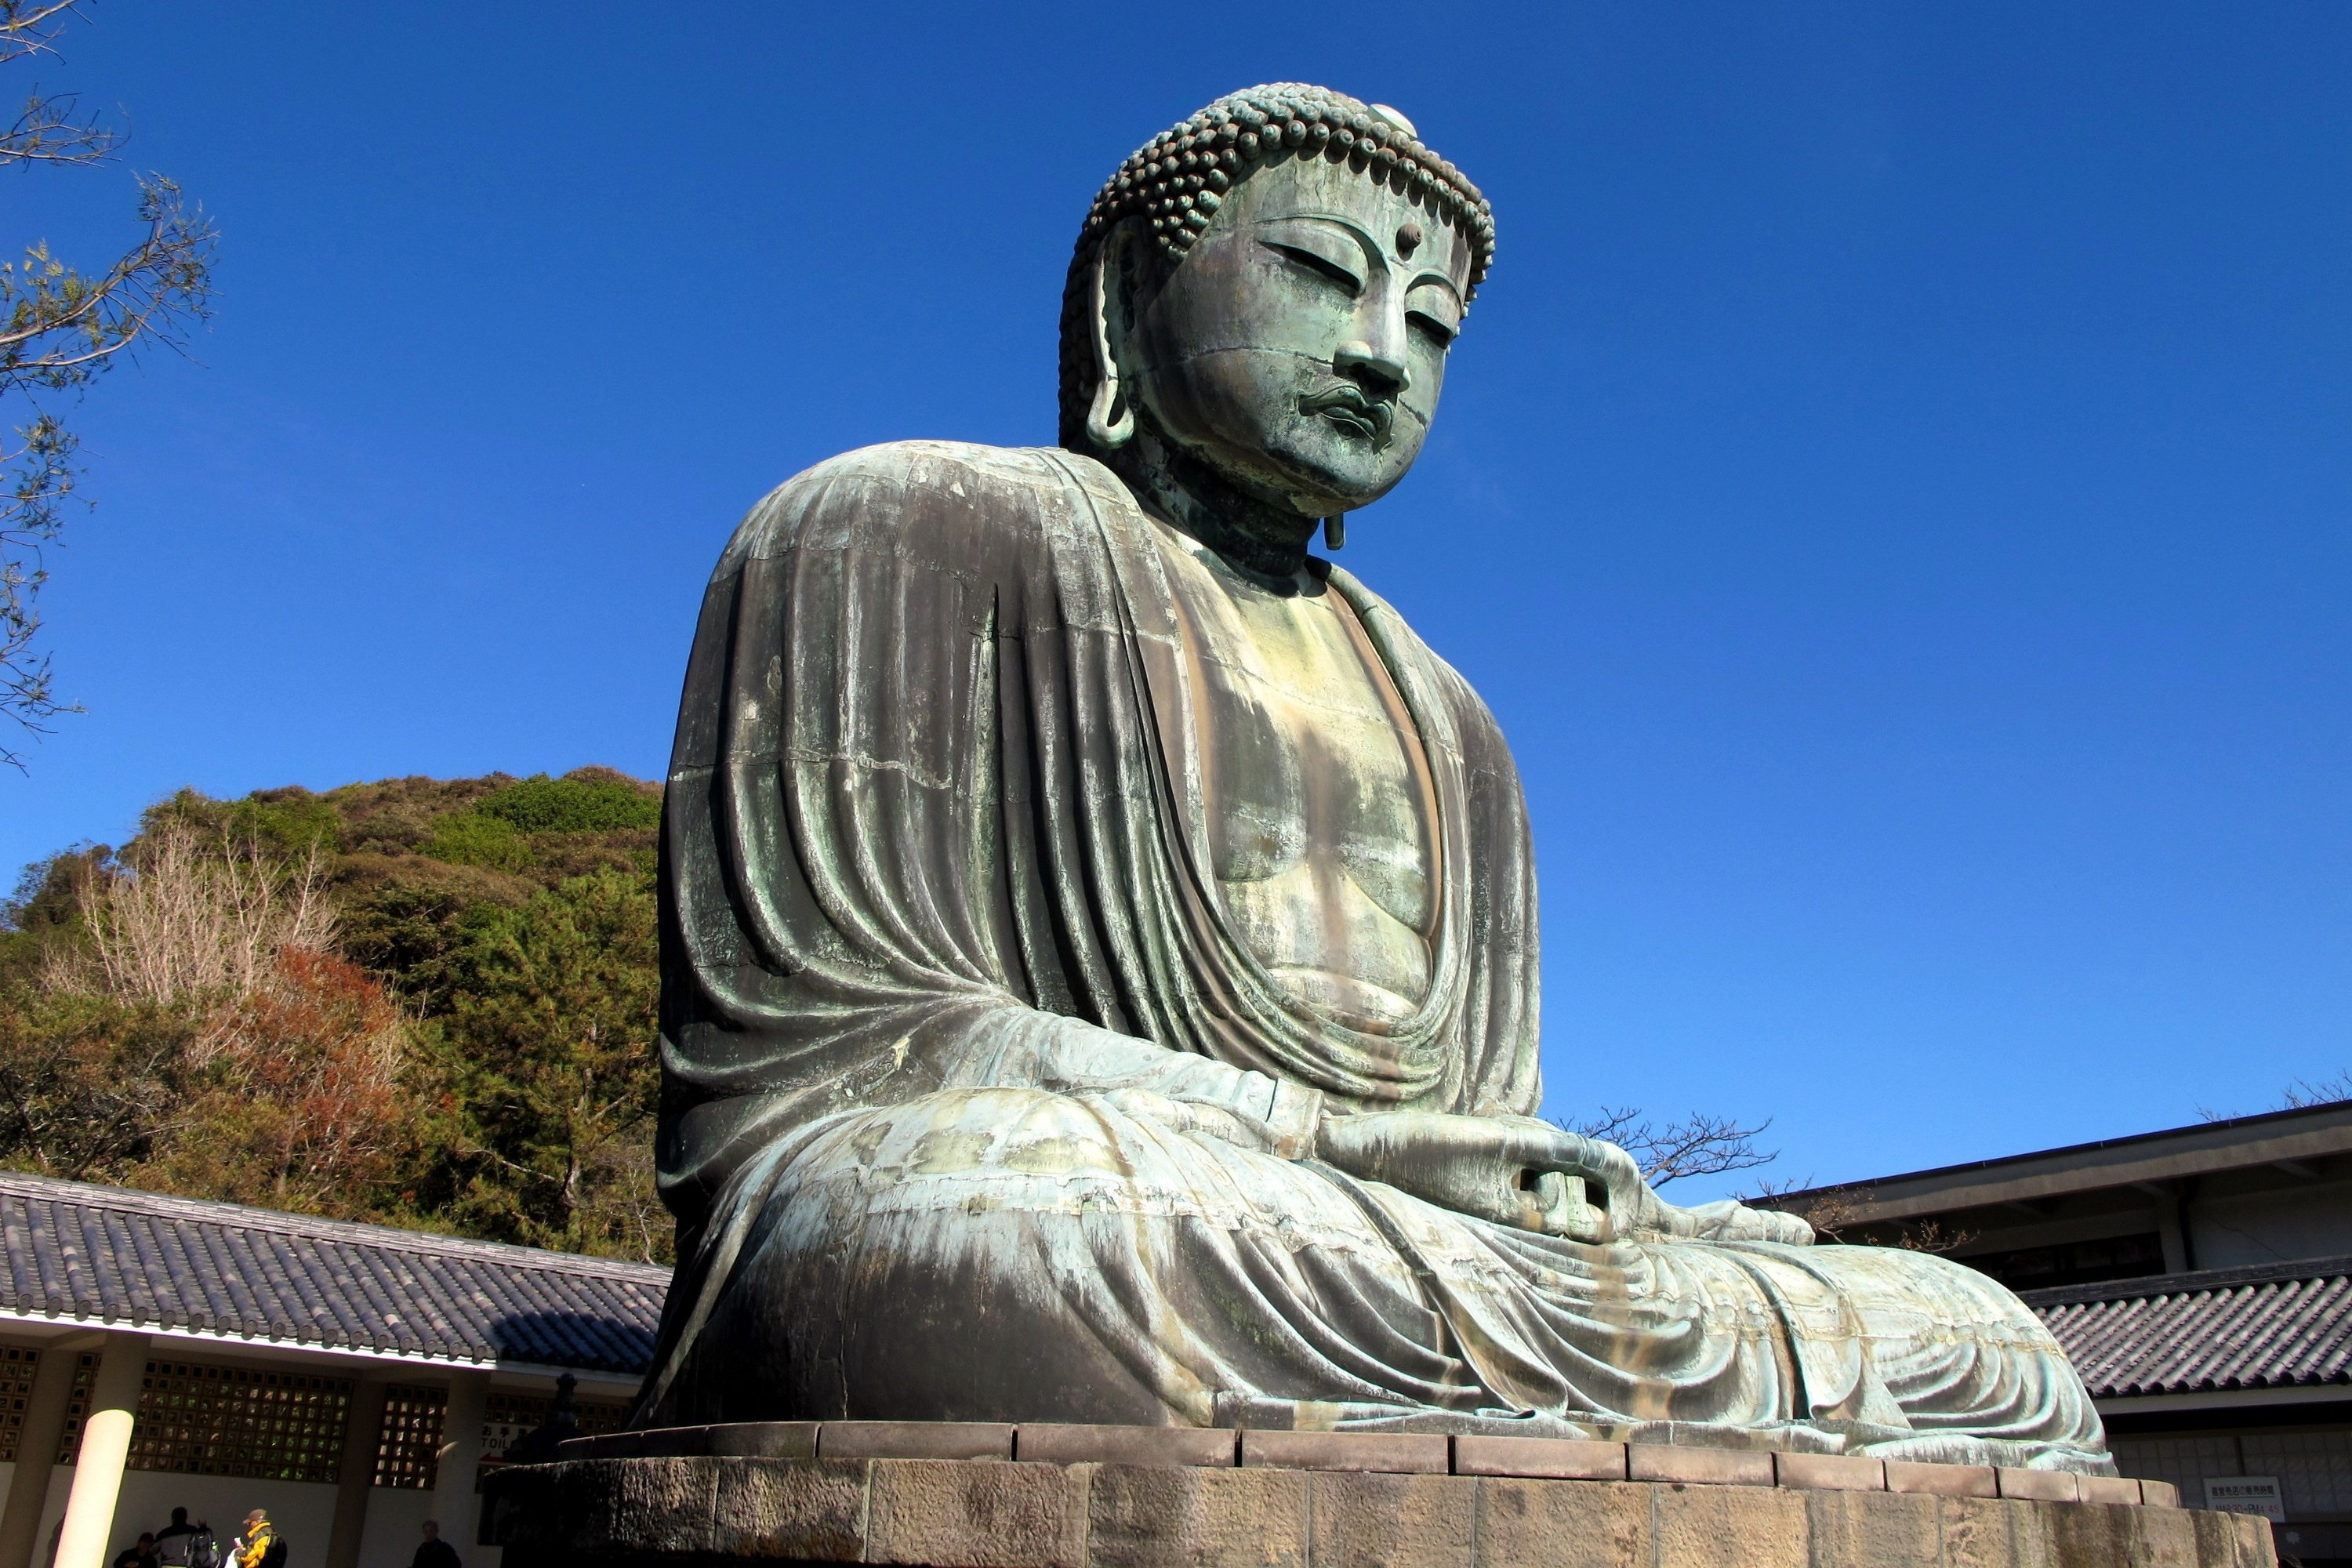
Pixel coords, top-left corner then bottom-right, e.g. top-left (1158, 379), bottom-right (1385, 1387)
top-left (1767, 1098), bottom-right (2352, 1203)
top-left (2016, 1254), bottom-right (2352, 1309)
top-left (0, 1170), bottom-right (670, 1286)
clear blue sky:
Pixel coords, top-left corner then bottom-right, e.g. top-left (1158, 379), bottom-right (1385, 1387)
top-left (4, 4), bottom-right (2347, 1197)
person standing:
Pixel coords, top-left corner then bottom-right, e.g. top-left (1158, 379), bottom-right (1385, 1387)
top-left (151, 1510), bottom-right (197, 1568)
top-left (227, 1513), bottom-right (274, 1568)
top-left (409, 1520), bottom-right (459, 1568)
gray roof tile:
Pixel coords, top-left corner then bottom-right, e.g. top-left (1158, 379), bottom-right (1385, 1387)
top-left (0, 1173), bottom-right (667, 1374)
top-left (2024, 1256), bottom-right (2352, 1399)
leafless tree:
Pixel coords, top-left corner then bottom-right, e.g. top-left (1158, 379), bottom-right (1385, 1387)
top-left (1889, 1218), bottom-right (1976, 1255)
top-left (56, 823), bottom-right (336, 1011)
top-left (2280, 1072), bottom-right (2352, 1109)
top-left (0, 0), bottom-right (215, 765)
top-left (2198, 1069), bottom-right (2352, 1123)
top-left (1741, 1178), bottom-right (1976, 1254)
top-left (1568, 1105), bottom-right (1779, 1189)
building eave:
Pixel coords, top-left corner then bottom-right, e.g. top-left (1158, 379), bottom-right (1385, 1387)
top-left (0, 1308), bottom-right (647, 1396)
top-left (1769, 1102), bottom-right (2352, 1225)
top-left (2094, 1383), bottom-right (2352, 1415)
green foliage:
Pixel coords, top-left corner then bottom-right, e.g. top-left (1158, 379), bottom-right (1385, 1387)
top-left (418, 867), bottom-right (666, 1258)
top-left (143, 786), bottom-right (343, 858)
top-left (476, 772), bottom-right (662, 835)
top-left (0, 842), bottom-right (112, 984)
top-left (423, 810), bottom-right (532, 871)
top-left (0, 987), bottom-right (195, 1180)
top-left (0, 765), bottom-right (670, 1261)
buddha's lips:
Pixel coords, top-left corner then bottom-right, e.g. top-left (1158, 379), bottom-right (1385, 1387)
top-left (1300, 385), bottom-right (1394, 448)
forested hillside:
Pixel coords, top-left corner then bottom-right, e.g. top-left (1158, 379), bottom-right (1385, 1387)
top-left (0, 769), bottom-right (670, 1261)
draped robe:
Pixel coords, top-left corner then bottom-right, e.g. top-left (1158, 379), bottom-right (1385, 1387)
top-left (641, 440), bottom-right (2108, 1469)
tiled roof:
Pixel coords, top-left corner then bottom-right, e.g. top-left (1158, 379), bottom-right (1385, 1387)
top-left (0, 1172), bottom-right (668, 1374)
top-left (2023, 1257), bottom-right (2352, 1399)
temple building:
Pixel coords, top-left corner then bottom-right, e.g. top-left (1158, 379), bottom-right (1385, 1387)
top-left (1772, 1100), bottom-right (2352, 1566)
top-left (0, 1174), bottom-right (662, 1568)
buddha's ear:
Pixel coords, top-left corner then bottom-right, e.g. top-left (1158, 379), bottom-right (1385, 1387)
top-left (1085, 229), bottom-right (1139, 450)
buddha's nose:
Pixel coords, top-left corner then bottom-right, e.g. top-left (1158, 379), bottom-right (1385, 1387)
top-left (1334, 339), bottom-right (1410, 397)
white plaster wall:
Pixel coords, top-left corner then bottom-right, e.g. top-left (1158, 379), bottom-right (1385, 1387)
top-left (2190, 1179), bottom-right (2352, 1269)
top-left (354, 1486), bottom-right (498, 1568)
top-left (31, 1464), bottom-right (71, 1566)
top-left (354, 1486), bottom-right (431, 1568)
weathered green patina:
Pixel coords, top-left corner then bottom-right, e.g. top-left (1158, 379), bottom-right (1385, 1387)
top-left (638, 84), bottom-right (2110, 1472)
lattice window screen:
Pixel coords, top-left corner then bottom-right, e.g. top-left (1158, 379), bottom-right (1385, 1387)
top-left (127, 1360), bottom-right (353, 1483)
top-left (374, 1385), bottom-right (448, 1490)
top-left (480, 1389), bottom-right (627, 1465)
top-left (2243, 1431), bottom-right (2352, 1517)
top-left (52, 1352), bottom-right (96, 1465)
top-left (0, 1346), bottom-right (37, 1465)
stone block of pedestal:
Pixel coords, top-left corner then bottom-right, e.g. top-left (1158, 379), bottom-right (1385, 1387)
top-left (480, 1422), bottom-right (2274, 1568)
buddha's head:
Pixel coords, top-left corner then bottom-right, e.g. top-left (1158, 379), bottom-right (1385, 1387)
top-left (1059, 85), bottom-right (1496, 528)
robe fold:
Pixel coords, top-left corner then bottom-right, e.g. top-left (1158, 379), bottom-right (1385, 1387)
top-left (641, 439), bottom-right (2107, 1470)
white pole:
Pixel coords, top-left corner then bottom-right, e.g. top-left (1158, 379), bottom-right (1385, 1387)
top-left (52, 1333), bottom-right (147, 1568)
top-left (0, 1334), bottom-right (101, 1568)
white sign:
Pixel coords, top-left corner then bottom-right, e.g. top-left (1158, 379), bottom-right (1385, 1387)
top-left (2204, 1477), bottom-right (2285, 1523)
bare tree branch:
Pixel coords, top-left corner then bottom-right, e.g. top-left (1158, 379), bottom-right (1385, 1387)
top-left (0, 409), bottom-right (71, 737)
top-left (2281, 1072), bottom-right (2352, 1109)
top-left (2198, 1069), bottom-right (2352, 1123)
top-left (1739, 1179), bottom-right (1979, 1254)
top-left (1565, 1105), bottom-right (1779, 1189)
top-left (0, 179), bottom-right (216, 378)
top-left (0, 0), bottom-right (215, 766)
top-left (0, 91), bottom-right (115, 168)
top-left (1746, 1177), bottom-right (1864, 1239)
top-left (0, 3), bottom-right (85, 69)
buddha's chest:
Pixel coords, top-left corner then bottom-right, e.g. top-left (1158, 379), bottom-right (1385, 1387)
top-left (1154, 533), bottom-right (1437, 1029)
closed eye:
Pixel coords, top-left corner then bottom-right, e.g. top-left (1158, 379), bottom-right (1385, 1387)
top-left (1263, 241), bottom-right (1363, 295)
top-left (1406, 281), bottom-right (1461, 347)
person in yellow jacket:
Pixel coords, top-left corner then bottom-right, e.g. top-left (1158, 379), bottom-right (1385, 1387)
top-left (227, 1512), bottom-right (275, 1568)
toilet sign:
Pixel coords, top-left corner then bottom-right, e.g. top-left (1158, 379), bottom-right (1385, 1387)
top-left (2204, 1477), bottom-right (2286, 1523)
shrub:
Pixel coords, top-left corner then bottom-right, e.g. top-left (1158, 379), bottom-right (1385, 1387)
top-left (422, 811), bottom-right (532, 871)
top-left (474, 774), bottom-right (660, 835)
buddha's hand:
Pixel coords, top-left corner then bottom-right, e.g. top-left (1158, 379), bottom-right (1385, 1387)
top-left (1512, 1124), bottom-right (1813, 1247)
top-left (1312, 1111), bottom-right (1635, 1241)
top-left (1630, 1196), bottom-right (1815, 1247)
top-left (1312, 1113), bottom-right (1815, 1247)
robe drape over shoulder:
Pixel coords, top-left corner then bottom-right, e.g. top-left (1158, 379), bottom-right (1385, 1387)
top-left (641, 440), bottom-right (2108, 1470)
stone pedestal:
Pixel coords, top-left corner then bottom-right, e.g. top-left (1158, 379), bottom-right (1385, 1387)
top-left (481, 1421), bottom-right (2272, 1568)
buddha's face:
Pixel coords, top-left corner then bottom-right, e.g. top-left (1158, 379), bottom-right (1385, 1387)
top-left (1110, 151), bottom-right (1474, 517)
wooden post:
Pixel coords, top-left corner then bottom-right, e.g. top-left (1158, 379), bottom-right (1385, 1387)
top-left (325, 1377), bottom-right (389, 1568)
top-left (52, 1333), bottom-right (147, 1568)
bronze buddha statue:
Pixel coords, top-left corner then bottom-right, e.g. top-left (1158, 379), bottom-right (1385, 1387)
top-left (637, 83), bottom-right (2108, 1472)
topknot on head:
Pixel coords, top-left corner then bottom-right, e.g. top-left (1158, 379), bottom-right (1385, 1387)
top-left (1076, 83), bottom-right (1496, 297)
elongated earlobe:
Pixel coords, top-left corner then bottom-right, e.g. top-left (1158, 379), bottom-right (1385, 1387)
top-left (1086, 251), bottom-right (1136, 450)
